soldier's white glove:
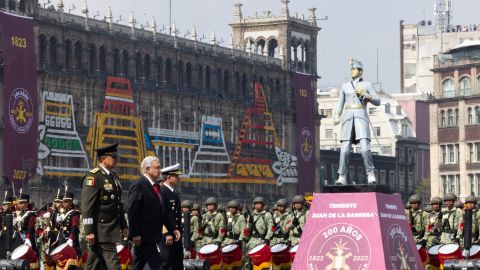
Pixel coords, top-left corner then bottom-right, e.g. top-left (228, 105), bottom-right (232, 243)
top-left (334, 118), bottom-right (340, 126)
top-left (24, 239), bottom-right (32, 247)
top-left (67, 239), bottom-right (73, 247)
top-left (43, 212), bottom-right (51, 219)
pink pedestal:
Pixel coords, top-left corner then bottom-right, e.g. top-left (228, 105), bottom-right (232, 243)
top-left (292, 192), bottom-right (424, 270)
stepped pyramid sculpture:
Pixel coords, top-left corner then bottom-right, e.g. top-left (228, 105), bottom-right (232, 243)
top-left (37, 91), bottom-right (90, 177)
top-left (227, 83), bottom-right (280, 183)
top-left (189, 115), bottom-right (230, 178)
top-left (86, 76), bottom-right (147, 181)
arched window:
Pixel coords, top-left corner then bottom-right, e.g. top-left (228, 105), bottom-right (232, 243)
top-left (74, 41), bottom-right (82, 68)
top-left (64, 40), bottom-right (72, 68)
top-left (112, 48), bottom-right (120, 75)
top-left (477, 77), bottom-right (480, 94)
top-left (197, 64), bottom-right (203, 90)
top-left (476, 106), bottom-right (480, 124)
top-left (460, 77), bottom-right (471, 96)
top-left (468, 107), bottom-right (473, 125)
top-left (165, 58), bottom-right (172, 84)
top-left (267, 38), bottom-right (278, 57)
top-left (442, 79), bottom-right (455, 98)
top-left (89, 44), bottom-right (96, 72)
top-left (440, 110), bottom-right (445, 127)
top-left (256, 39), bottom-right (266, 55)
top-left (122, 50), bottom-right (129, 76)
top-left (38, 34), bottom-right (46, 65)
top-left (144, 54), bottom-right (151, 80)
top-left (135, 52), bottom-right (142, 80)
top-left (49, 37), bottom-right (57, 64)
top-left (99, 46), bottom-right (106, 72)
top-left (455, 109), bottom-right (459, 126)
top-left (447, 109), bottom-right (453, 126)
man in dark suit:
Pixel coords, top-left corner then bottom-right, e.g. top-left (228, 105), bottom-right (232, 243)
top-left (128, 156), bottom-right (180, 270)
top-left (160, 163), bottom-right (184, 270)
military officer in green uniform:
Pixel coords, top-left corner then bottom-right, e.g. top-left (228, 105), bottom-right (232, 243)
top-left (81, 143), bottom-right (128, 270)
top-left (200, 197), bottom-right (226, 247)
top-left (425, 197), bottom-right (443, 248)
top-left (246, 197), bottom-right (274, 251)
top-left (283, 195), bottom-right (308, 247)
top-left (270, 198), bottom-right (289, 247)
top-left (223, 200), bottom-right (247, 247)
top-left (406, 194), bottom-right (428, 245)
top-left (440, 193), bottom-right (462, 245)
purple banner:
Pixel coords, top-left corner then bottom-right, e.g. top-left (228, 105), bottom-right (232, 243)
top-left (292, 73), bottom-right (316, 193)
top-left (1, 12), bottom-right (38, 190)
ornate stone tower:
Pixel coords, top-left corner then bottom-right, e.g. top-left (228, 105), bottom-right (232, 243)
top-left (230, 0), bottom-right (320, 75)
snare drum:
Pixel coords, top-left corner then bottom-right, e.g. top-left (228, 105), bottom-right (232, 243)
top-left (416, 244), bottom-right (428, 266)
top-left (438, 244), bottom-right (462, 266)
top-left (50, 243), bottom-right (77, 265)
top-left (116, 244), bottom-right (132, 270)
top-left (11, 244), bottom-right (37, 263)
top-left (222, 244), bottom-right (243, 270)
top-left (198, 244), bottom-right (222, 270)
top-left (271, 243), bottom-right (291, 269)
top-left (290, 244), bottom-right (299, 263)
top-left (426, 245), bottom-right (441, 268)
top-left (248, 244), bottom-right (271, 270)
top-left (466, 245), bottom-right (480, 259)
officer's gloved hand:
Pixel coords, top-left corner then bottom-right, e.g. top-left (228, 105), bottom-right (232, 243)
top-left (24, 239), bottom-right (32, 247)
top-left (67, 239), bottom-right (74, 247)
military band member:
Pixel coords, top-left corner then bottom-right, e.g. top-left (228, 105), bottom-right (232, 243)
top-left (283, 195), bottom-right (307, 247)
top-left (462, 195), bottom-right (478, 244)
top-left (270, 198), bottom-right (289, 247)
top-left (81, 143), bottom-right (128, 270)
top-left (191, 203), bottom-right (203, 255)
top-left (160, 163), bottom-right (184, 270)
top-left (440, 193), bottom-right (462, 245)
top-left (14, 193), bottom-right (39, 269)
top-left (246, 197), bottom-right (274, 251)
top-left (200, 197), bottom-right (226, 247)
top-left (223, 200), bottom-right (247, 247)
top-left (0, 194), bottom-right (15, 259)
top-left (425, 197), bottom-right (443, 247)
top-left (406, 194), bottom-right (428, 246)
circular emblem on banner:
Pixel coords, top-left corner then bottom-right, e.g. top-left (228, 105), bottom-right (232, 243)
top-left (386, 224), bottom-right (419, 270)
top-left (8, 88), bottom-right (34, 134)
top-left (307, 223), bottom-right (371, 269)
top-left (298, 127), bottom-right (313, 162)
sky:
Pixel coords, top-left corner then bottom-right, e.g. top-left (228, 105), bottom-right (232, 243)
top-left (46, 0), bottom-right (480, 92)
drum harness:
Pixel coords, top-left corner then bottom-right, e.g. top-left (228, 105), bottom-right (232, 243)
top-left (202, 212), bottom-right (219, 238)
top-left (252, 212), bottom-right (267, 239)
top-left (13, 210), bottom-right (36, 241)
top-left (409, 209), bottom-right (425, 238)
top-left (226, 215), bottom-right (240, 240)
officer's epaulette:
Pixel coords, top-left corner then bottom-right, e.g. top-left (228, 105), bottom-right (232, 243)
top-left (89, 168), bottom-right (100, 174)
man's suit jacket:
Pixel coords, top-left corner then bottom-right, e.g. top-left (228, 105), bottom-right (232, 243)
top-left (128, 175), bottom-right (175, 243)
top-left (160, 185), bottom-right (182, 234)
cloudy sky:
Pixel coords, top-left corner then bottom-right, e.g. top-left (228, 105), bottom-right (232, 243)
top-left (48, 0), bottom-right (480, 92)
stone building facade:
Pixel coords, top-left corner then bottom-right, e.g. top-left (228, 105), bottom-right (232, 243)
top-left (0, 1), bottom-right (320, 205)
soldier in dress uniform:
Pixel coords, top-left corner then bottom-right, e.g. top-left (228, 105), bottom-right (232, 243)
top-left (440, 193), bottom-right (462, 245)
top-left (0, 194), bottom-right (15, 259)
top-left (406, 194), bottom-right (428, 246)
top-left (160, 163), bottom-right (184, 270)
top-left (223, 200), bottom-right (247, 247)
top-left (58, 192), bottom-right (82, 263)
top-left (283, 195), bottom-right (308, 247)
top-left (245, 197), bottom-right (274, 252)
top-left (81, 143), bottom-right (128, 270)
top-left (13, 193), bottom-right (39, 269)
top-left (270, 198), bottom-right (289, 247)
top-left (424, 197), bottom-right (443, 248)
top-left (200, 197), bottom-right (226, 247)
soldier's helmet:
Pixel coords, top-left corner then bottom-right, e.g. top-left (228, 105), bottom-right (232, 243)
top-left (443, 193), bottom-right (457, 202)
top-left (217, 204), bottom-right (225, 212)
top-left (465, 195), bottom-right (478, 204)
top-left (272, 203), bottom-right (278, 211)
top-left (454, 201), bottom-right (464, 209)
top-left (276, 198), bottom-right (288, 207)
top-left (292, 195), bottom-right (305, 204)
top-left (227, 200), bottom-right (240, 209)
top-left (253, 197), bottom-right (265, 205)
top-left (181, 200), bottom-right (193, 208)
top-left (192, 203), bottom-right (200, 211)
top-left (408, 194), bottom-right (422, 204)
top-left (205, 197), bottom-right (217, 206)
top-left (424, 205), bottom-right (433, 213)
top-left (430, 197), bottom-right (443, 205)
top-left (405, 202), bottom-right (411, 210)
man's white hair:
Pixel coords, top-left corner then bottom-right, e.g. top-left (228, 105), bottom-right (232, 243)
top-left (141, 156), bottom-right (160, 173)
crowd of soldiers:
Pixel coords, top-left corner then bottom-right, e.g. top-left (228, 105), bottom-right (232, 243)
top-left (406, 192), bottom-right (478, 248)
top-left (0, 188), bottom-right (308, 270)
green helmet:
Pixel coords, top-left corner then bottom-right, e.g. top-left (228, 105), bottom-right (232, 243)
top-left (181, 200), bottom-right (193, 208)
top-left (272, 203), bottom-right (278, 211)
top-left (192, 203), bottom-right (200, 211)
top-left (408, 194), bottom-right (422, 204)
top-left (430, 197), bottom-right (443, 205)
top-left (253, 197), bottom-right (265, 204)
top-left (405, 202), bottom-right (411, 210)
top-left (292, 195), bottom-right (305, 204)
top-left (454, 201), bottom-right (464, 209)
top-left (424, 205), bottom-right (433, 213)
top-left (465, 195), bottom-right (478, 204)
top-left (205, 197), bottom-right (217, 206)
top-left (217, 203), bottom-right (225, 212)
top-left (276, 198), bottom-right (288, 207)
top-left (227, 200), bottom-right (240, 209)
top-left (443, 193), bottom-right (457, 201)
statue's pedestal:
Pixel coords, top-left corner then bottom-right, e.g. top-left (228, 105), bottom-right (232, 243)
top-left (320, 184), bottom-right (391, 194)
top-left (292, 192), bottom-right (424, 270)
